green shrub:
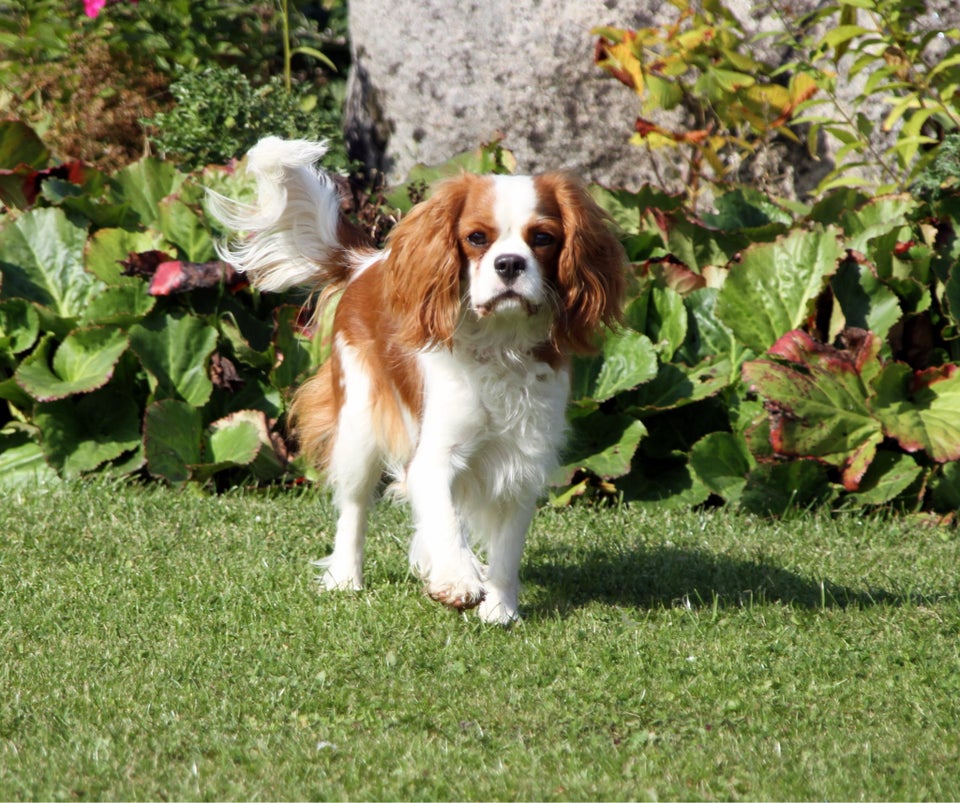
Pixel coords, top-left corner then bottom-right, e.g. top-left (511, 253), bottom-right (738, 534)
top-left (147, 65), bottom-right (349, 172)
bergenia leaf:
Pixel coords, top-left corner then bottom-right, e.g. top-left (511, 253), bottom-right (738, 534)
top-left (0, 207), bottom-right (104, 319)
top-left (843, 450), bottom-right (923, 508)
top-left (570, 328), bottom-right (658, 406)
top-left (130, 313), bottom-right (217, 406)
top-left (0, 428), bottom-right (60, 490)
top-left (85, 228), bottom-right (169, 285)
top-left (35, 387), bottom-right (141, 477)
top-left (717, 227), bottom-right (843, 353)
top-left (109, 157), bottom-right (185, 228)
top-left (689, 431), bottom-right (755, 503)
top-left (0, 298), bottom-right (40, 359)
top-left (554, 411), bottom-right (646, 483)
top-left (742, 329), bottom-right (884, 488)
top-left (143, 399), bottom-right (203, 483)
top-left (15, 328), bottom-right (129, 401)
top-left (873, 363), bottom-right (960, 463)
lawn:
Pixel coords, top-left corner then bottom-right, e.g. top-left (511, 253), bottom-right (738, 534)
top-left (1, 481), bottom-right (959, 801)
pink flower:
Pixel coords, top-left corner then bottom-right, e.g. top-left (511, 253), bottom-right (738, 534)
top-left (83, 0), bottom-right (107, 16)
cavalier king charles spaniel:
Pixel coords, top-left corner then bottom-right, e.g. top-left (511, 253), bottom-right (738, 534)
top-left (210, 137), bottom-right (625, 623)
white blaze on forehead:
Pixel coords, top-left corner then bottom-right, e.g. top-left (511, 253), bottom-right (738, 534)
top-left (467, 173), bottom-right (550, 321)
top-left (490, 175), bottom-right (539, 239)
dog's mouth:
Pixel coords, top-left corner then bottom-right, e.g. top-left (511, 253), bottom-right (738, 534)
top-left (475, 291), bottom-right (541, 318)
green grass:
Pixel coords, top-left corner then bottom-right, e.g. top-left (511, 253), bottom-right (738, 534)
top-left (2, 481), bottom-right (959, 801)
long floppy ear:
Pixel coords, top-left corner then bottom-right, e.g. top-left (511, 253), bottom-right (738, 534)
top-left (381, 176), bottom-right (473, 349)
top-left (537, 173), bottom-right (626, 353)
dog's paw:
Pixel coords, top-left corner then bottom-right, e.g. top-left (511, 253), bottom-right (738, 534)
top-left (425, 581), bottom-right (486, 610)
top-left (477, 594), bottom-right (521, 625)
top-left (312, 557), bottom-right (363, 592)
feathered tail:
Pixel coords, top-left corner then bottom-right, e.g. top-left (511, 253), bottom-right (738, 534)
top-left (206, 137), bottom-right (353, 292)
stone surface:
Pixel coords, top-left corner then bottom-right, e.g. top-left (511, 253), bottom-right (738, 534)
top-left (344, 0), bottom-right (960, 198)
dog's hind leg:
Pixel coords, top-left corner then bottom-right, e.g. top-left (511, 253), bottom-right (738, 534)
top-left (312, 346), bottom-right (382, 592)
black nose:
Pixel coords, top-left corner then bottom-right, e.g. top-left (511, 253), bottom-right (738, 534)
top-left (494, 254), bottom-right (527, 283)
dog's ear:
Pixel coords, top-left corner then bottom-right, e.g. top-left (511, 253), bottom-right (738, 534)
top-left (537, 173), bottom-right (626, 353)
top-left (382, 176), bottom-right (475, 349)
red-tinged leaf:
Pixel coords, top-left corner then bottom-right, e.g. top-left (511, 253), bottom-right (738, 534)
top-left (635, 117), bottom-right (672, 138)
top-left (147, 260), bottom-right (244, 296)
top-left (16, 328), bottom-right (129, 402)
top-left (845, 450), bottom-right (924, 508)
top-left (768, 327), bottom-right (881, 377)
top-left (120, 250), bottom-right (175, 279)
top-left (644, 256), bottom-right (707, 295)
top-left (0, 161), bottom-right (94, 209)
top-left (874, 362), bottom-right (960, 462)
top-left (149, 261), bottom-right (187, 296)
top-left (841, 435), bottom-right (879, 491)
top-left (742, 329), bottom-right (884, 482)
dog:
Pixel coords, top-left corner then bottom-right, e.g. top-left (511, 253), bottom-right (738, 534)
top-left (208, 137), bottom-right (625, 623)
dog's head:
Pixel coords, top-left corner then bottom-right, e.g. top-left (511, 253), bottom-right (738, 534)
top-left (383, 172), bottom-right (626, 352)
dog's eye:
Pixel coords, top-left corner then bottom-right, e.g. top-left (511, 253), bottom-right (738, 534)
top-left (466, 231), bottom-right (488, 247)
top-left (532, 231), bottom-right (556, 247)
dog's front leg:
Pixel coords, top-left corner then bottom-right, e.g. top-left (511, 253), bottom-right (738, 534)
top-left (474, 500), bottom-right (536, 625)
top-left (405, 449), bottom-right (486, 611)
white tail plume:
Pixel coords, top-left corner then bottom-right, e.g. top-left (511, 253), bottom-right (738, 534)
top-left (206, 137), bottom-right (345, 292)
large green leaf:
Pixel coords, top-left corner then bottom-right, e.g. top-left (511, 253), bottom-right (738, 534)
top-left (0, 207), bottom-right (104, 318)
top-left (157, 197), bottom-right (216, 263)
top-left (80, 283), bottom-right (156, 327)
top-left (110, 157), bottom-right (186, 228)
top-left (842, 450), bottom-right (924, 508)
top-left (35, 387), bottom-right (141, 477)
top-left (0, 298), bottom-right (39, 364)
top-left (679, 288), bottom-right (752, 370)
top-left (660, 212), bottom-right (747, 272)
top-left (15, 328), bottom-right (129, 401)
top-left (0, 427), bottom-right (60, 489)
top-left (270, 305), bottom-right (318, 390)
top-left (701, 187), bottom-right (794, 231)
top-left (570, 328), bottom-right (658, 406)
top-left (873, 363), bottom-right (960, 463)
top-left (840, 195), bottom-right (916, 254)
top-left (592, 186), bottom-right (684, 236)
top-left (195, 410), bottom-right (286, 481)
top-left (637, 286), bottom-right (687, 359)
top-left (130, 313), bottom-right (218, 406)
top-left (830, 257), bottom-right (902, 339)
top-left (201, 417), bottom-right (262, 472)
top-left (616, 460), bottom-right (711, 510)
top-left (143, 399), bottom-right (203, 483)
top-left (689, 431), bottom-right (755, 503)
top-left (0, 119), bottom-right (50, 169)
top-left (85, 227), bottom-right (169, 285)
top-left (554, 411), bottom-right (646, 483)
top-left (717, 227), bottom-right (843, 353)
top-left (740, 460), bottom-right (836, 515)
top-left (742, 329), bottom-right (884, 488)
top-left (624, 359), bottom-right (731, 414)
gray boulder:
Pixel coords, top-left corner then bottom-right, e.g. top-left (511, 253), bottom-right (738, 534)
top-left (344, 0), bottom-right (959, 199)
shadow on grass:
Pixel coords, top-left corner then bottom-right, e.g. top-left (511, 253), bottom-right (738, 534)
top-left (522, 543), bottom-right (931, 619)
